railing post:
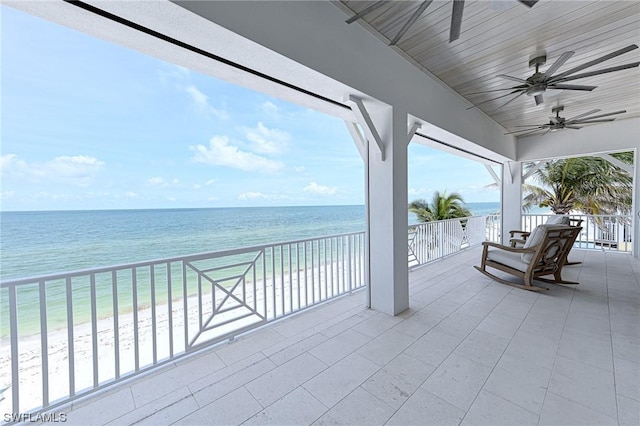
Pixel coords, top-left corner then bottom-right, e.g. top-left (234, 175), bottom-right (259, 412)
top-left (9, 285), bottom-right (20, 414)
top-left (347, 236), bottom-right (352, 294)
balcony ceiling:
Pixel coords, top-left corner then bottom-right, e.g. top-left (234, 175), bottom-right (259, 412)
top-left (336, 1), bottom-right (640, 136)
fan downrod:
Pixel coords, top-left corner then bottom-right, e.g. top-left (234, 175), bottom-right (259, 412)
top-left (552, 105), bottom-right (564, 114)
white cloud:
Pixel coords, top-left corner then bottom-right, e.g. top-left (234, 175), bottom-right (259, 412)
top-left (1, 154), bottom-right (104, 186)
top-left (238, 191), bottom-right (289, 201)
top-left (1, 190), bottom-right (15, 199)
top-left (408, 188), bottom-right (428, 196)
top-left (205, 179), bottom-right (216, 186)
top-left (294, 166), bottom-right (306, 173)
top-left (0, 154), bottom-right (21, 174)
top-left (157, 66), bottom-right (190, 87)
top-left (190, 136), bottom-right (284, 174)
top-left (125, 191), bottom-right (138, 198)
top-left (185, 85), bottom-right (229, 120)
top-left (303, 182), bottom-right (337, 196)
top-left (146, 177), bottom-right (181, 188)
top-left (260, 101), bottom-right (279, 117)
top-left (46, 156), bottom-right (104, 182)
top-left (147, 176), bottom-right (166, 186)
top-left (193, 184), bottom-right (201, 190)
top-left (244, 122), bottom-right (289, 154)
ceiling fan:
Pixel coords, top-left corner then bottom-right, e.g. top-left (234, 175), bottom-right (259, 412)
top-left (505, 106), bottom-right (627, 137)
top-left (346, 0), bottom-right (538, 45)
top-left (467, 44), bottom-right (639, 110)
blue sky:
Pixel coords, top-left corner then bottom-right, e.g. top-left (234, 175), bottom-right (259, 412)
top-left (0, 6), bottom-right (499, 211)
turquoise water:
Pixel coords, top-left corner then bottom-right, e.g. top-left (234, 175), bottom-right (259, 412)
top-left (0, 204), bottom-right (499, 336)
top-left (1, 203), bottom-right (500, 280)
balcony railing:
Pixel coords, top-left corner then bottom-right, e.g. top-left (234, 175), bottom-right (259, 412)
top-left (1, 215), bottom-right (504, 419)
top-left (0, 232), bottom-right (365, 418)
top-left (408, 216), bottom-right (496, 268)
top-left (522, 214), bottom-right (633, 252)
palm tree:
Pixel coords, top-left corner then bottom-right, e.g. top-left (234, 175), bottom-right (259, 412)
top-left (409, 191), bottom-right (472, 222)
top-left (523, 153), bottom-right (632, 215)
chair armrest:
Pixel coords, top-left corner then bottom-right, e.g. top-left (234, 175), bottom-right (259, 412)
top-left (509, 238), bottom-right (527, 247)
top-left (508, 230), bottom-right (531, 238)
top-left (481, 241), bottom-right (537, 253)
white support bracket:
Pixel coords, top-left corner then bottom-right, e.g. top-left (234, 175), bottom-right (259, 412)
top-left (347, 95), bottom-right (385, 161)
top-left (506, 162), bottom-right (517, 184)
top-left (597, 153), bottom-right (633, 175)
top-left (484, 164), bottom-right (500, 185)
top-left (522, 160), bottom-right (548, 181)
top-left (344, 120), bottom-right (367, 162)
top-left (407, 122), bottom-right (421, 146)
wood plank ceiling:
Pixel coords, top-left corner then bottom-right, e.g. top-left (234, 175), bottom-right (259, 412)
top-left (335, 1), bottom-right (640, 137)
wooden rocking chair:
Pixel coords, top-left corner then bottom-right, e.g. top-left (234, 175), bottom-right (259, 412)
top-left (475, 225), bottom-right (582, 292)
top-left (509, 216), bottom-right (583, 247)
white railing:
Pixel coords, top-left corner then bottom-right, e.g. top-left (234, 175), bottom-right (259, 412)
top-left (486, 214), bottom-right (501, 243)
top-left (522, 214), bottom-right (633, 252)
top-left (408, 216), bottom-right (490, 268)
top-left (0, 231), bottom-right (365, 418)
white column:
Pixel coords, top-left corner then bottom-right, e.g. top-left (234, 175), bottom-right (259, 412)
top-left (501, 161), bottom-right (522, 245)
top-left (366, 106), bottom-right (409, 315)
top-left (633, 151), bottom-right (640, 258)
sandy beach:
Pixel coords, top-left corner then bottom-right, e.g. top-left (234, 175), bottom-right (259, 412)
top-left (0, 260), bottom-right (361, 415)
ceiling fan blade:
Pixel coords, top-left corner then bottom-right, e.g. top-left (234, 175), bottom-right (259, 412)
top-left (551, 62), bottom-right (640, 83)
top-left (550, 44), bottom-right (639, 80)
top-left (572, 110), bottom-right (626, 121)
top-left (518, 0), bottom-right (539, 7)
top-left (449, 0), bottom-right (465, 43)
top-left (463, 86), bottom-right (527, 96)
top-left (515, 124), bottom-right (545, 127)
top-left (545, 51), bottom-right (575, 77)
top-left (571, 119), bottom-right (617, 124)
top-left (535, 94), bottom-right (544, 105)
top-left (548, 84), bottom-right (597, 91)
top-left (504, 126), bottom-right (545, 135)
top-left (493, 91), bottom-right (525, 111)
top-left (565, 125), bottom-right (583, 130)
top-left (497, 74), bottom-right (528, 83)
top-left (514, 127), bottom-right (548, 137)
top-left (390, 0), bottom-right (433, 45)
top-left (346, 1), bottom-right (390, 24)
top-left (466, 90), bottom-right (522, 110)
top-left (565, 109), bottom-right (601, 121)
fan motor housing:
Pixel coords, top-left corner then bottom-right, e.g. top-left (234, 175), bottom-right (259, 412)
top-left (528, 53), bottom-right (547, 68)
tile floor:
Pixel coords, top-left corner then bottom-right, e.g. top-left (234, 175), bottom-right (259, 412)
top-left (49, 248), bottom-right (639, 425)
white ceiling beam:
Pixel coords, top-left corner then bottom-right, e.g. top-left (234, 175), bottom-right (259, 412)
top-left (484, 164), bottom-right (500, 185)
top-left (596, 153), bottom-right (633, 175)
top-left (407, 122), bottom-right (421, 146)
top-left (344, 120), bottom-right (367, 162)
top-left (347, 95), bottom-right (385, 161)
top-left (522, 160), bottom-right (548, 181)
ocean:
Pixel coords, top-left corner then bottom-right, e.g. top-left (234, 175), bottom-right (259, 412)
top-left (1, 203), bottom-right (501, 281)
top-left (0, 204), bottom-right (500, 337)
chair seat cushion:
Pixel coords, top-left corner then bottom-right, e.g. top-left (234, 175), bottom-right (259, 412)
top-left (487, 248), bottom-right (527, 272)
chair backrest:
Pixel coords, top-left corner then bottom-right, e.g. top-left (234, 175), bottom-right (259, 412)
top-left (529, 226), bottom-right (582, 275)
top-left (545, 215), bottom-right (571, 225)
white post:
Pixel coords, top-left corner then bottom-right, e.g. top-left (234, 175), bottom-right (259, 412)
top-left (502, 161), bottom-right (523, 245)
top-left (633, 151), bottom-right (640, 258)
top-left (366, 105), bottom-right (409, 315)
